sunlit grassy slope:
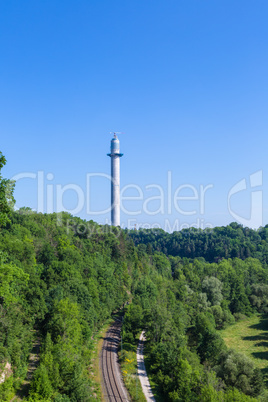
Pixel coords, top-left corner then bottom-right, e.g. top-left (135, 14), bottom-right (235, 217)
top-left (220, 315), bottom-right (268, 384)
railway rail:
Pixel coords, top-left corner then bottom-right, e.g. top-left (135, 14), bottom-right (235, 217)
top-left (101, 319), bottom-right (129, 401)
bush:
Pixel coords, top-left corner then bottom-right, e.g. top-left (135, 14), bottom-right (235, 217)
top-left (215, 349), bottom-right (263, 397)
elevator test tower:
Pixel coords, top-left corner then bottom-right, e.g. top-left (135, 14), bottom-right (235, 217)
top-left (107, 133), bottom-right (123, 227)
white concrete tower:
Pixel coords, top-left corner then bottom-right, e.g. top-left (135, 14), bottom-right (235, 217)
top-left (107, 134), bottom-right (123, 226)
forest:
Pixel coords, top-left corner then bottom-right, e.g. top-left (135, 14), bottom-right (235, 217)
top-left (1, 151), bottom-right (268, 401)
top-left (128, 225), bottom-right (268, 264)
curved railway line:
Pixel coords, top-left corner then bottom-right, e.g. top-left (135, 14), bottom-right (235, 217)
top-left (101, 319), bottom-right (129, 401)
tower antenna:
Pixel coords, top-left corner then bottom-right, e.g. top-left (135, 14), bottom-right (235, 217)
top-left (109, 132), bottom-right (125, 138)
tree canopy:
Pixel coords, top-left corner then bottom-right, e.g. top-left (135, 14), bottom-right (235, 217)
top-left (0, 152), bottom-right (267, 401)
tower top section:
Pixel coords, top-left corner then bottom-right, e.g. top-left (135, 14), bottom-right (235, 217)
top-left (107, 133), bottom-right (123, 157)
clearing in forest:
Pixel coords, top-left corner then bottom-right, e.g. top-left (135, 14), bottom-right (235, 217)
top-left (220, 315), bottom-right (268, 384)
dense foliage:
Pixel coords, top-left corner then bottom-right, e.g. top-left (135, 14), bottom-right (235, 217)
top-left (128, 225), bottom-right (268, 264)
top-left (0, 209), bottom-right (136, 401)
top-left (1, 153), bottom-right (268, 401)
top-left (122, 247), bottom-right (268, 401)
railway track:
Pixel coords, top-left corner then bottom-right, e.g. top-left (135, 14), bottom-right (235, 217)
top-left (101, 319), bottom-right (129, 401)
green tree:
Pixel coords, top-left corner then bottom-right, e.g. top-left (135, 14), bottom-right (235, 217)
top-left (0, 252), bottom-right (29, 305)
top-left (216, 349), bottom-right (263, 397)
top-left (0, 152), bottom-right (15, 227)
top-left (193, 313), bottom-right (226, 364)
top-left (202, 276), bottom-right (223, 306)
top-left (30, 364), bottom-right (53, 399)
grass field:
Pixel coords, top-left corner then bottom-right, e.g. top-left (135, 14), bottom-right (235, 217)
top-left (119, 344), bottom-right (146, 402)
top-left (220, 315), bottom-right (268, 384)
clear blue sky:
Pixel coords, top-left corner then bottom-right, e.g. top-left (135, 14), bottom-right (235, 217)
top-left (1, 0), bottom-right (267, 230)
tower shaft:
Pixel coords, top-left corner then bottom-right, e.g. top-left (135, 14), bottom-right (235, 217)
top-left (107, 134), bottom-right (123, 227)
top-left (111, 155), bottom-right (121, 226)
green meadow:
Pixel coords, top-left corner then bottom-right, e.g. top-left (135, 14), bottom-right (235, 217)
top-left (221, 315), bottom-right (268, 384)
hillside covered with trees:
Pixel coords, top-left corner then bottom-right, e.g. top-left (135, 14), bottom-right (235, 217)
top-left (128, 225), bottom-right (268, 264)
top-left (1, 152), bottom-right (268, 401)
top-left (0, 208), bottom-right (136, 400)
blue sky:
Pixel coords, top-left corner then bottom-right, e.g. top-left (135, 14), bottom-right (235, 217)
top-left (1, 0), bottom-right (267, 230)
